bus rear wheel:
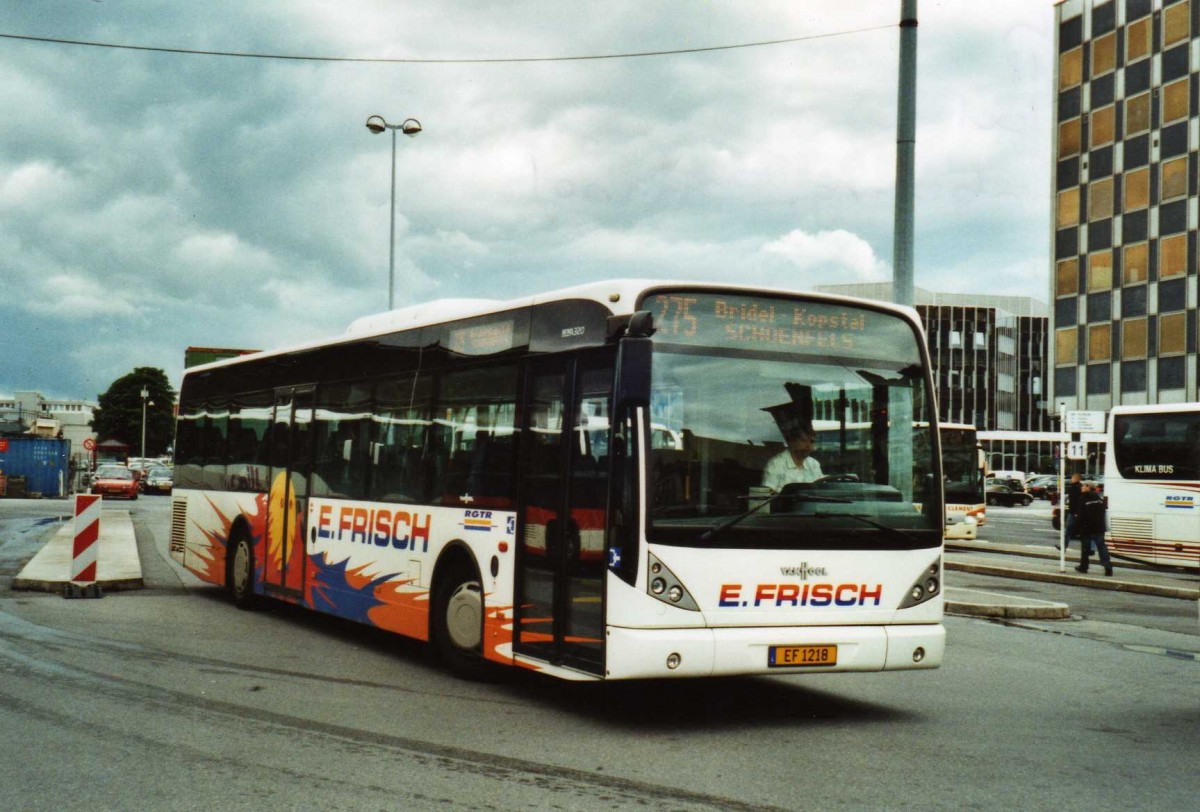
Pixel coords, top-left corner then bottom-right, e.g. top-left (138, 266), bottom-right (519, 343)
top-left (229, 533), bottom-right (257, 611)
top-left (432, 567), bottom-right (491, 680)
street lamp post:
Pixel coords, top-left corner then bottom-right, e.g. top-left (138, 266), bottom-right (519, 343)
top-left (365, 115), bottom-right (422, 310)
top-left (140, 387), bottom-right (149, 460)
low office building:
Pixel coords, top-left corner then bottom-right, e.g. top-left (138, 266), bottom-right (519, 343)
top-left (816, 283), bottom-right (1051, 435)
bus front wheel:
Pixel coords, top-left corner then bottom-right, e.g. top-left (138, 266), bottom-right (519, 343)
top-left (229, 533), bottom-right (257, 611)
top-left (432, 567), bottom-right (490, 680)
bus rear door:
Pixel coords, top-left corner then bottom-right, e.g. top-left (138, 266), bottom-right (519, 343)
top-left (264, 385), bottom-right (314, 597)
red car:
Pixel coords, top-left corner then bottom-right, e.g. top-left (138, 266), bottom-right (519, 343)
top-left (91, 467), bottom-right (139, 499)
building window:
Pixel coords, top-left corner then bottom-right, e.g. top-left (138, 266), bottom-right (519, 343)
top-left (1056, 187), bottom-right (1080, 228)
top-left (1159, 356), bottom-right (1186, 389)
top-left (1055, 327), bottom-right (1078, 366)
top-left (1121, 360), bottom-right (1148, 392)
top-left (1124, 166), bottom-right (1150, 210)
top-left (1162, 78), bottom-right (1190, 125)
top-left (1092, 31), bottom-right (1117, 76)
top-left (1161, 156), bottom-right (1188, 201)
top-left (1088, 178), bottom-right (1113, 221)
top-left (1086, 363), bottom-right (1112, 395)
top-left (1159, 233), bottom-right (1188, 278)
top-left (1058, 118), bottom-right (1081, 158)
top-left (1088, 324), bottom-right (1111, 362)
top-left (1125, 92), bottom-right (1151, 136)
top-left (1059, 46), bottom-right (1083, 90)
top-left (1164, 1), bottom-right (1191, 48)
top-left (1089, 105), bottom-right (1115, 149)
top-left (1122, 318), bottom-right (1148, 359)
top-left (1123, 242), bottom-right (1148, 284)
top-left (1055, 258), bottom-right (1079, 296)
top-left (949, 330), bottom-right (962, 349)
top-left (1127, 16), bottom-right (1151, 62)
top-left (1159, 312), bottom-right (1186, 354)
top-left (1087, 250), bottom-right (1113, 292)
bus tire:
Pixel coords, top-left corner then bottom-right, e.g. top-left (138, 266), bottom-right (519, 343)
top-left (229, 532), bottom-right (258, 611)
top-left (432, 564), bottom-right (491, 680)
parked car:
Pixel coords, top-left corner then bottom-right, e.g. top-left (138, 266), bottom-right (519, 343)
top-left (141, 466), bottom-right (174, 495)
top-left (1026, 474), bottom-right (1058, 500)
top-left (985, 478), bottom-right (1033, 507)
top-left (90, 467), bottom-right (139, 499)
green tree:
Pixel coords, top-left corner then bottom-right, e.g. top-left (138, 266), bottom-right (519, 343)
top-left (91, 367), bottom-right (177, 457)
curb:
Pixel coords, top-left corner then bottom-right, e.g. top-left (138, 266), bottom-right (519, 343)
top-left (11, 510), bottom-right (144, 594)
top-left (945, 599), bottom-right (1071, 620)
top-left (944, 586), bottom-right (1071, 620)
top-left (11, 575), bottom-right (145, 594)
top-left (946, 560), bottom-right (1198, 601)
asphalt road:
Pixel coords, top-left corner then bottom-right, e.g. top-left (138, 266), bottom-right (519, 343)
top-left (0, 497), bottom-right (1197, 811)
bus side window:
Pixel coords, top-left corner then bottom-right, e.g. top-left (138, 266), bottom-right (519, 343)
top-left (312, 383), bottom-right (372, 500)
top-left (434, 365), bottom-right (519, 508)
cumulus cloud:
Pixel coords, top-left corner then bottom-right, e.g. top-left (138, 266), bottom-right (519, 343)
top-left (762, 228), bottom-right (890, 282)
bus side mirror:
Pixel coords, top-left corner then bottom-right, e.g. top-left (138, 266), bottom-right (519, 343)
top-left (615, 336), bottom-right (651, 411)
top-left (627, 310), bottom-right (655, 338)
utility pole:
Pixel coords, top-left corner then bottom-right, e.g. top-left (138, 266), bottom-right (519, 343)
top-left (893, 0), bottom-right (918, 307)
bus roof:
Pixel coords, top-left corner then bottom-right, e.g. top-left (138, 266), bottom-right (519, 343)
top-left (1109, 402), bottom-right (1200, 416)
top-left (181, 279), bottom-right (923, 377)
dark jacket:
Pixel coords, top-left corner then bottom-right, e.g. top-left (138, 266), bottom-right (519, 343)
top-left (1066, 480), bottom-right (1084, 516)
top-left (1079, 491), bottom-right (1107, 535)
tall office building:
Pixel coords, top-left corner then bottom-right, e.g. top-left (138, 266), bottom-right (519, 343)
top-left (1051, 0), bottom-right (1200, 409)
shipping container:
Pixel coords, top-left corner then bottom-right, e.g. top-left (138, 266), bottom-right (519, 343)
top-left (0, 436), bottom-right (72, 497)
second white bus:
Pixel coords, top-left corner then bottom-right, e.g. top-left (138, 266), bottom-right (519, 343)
top-left (1105, 403), bottom-right (1200, 570)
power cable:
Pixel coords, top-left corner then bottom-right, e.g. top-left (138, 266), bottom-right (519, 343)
top-left (0, 24), bottom-right (894, 65)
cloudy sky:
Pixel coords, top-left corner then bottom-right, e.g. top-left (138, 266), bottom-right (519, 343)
top-left (1, 1), bottom-right (1055, 402)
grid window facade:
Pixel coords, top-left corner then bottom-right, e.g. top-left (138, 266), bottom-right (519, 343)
top-left (1051, 0), bottom-right (1200, 407)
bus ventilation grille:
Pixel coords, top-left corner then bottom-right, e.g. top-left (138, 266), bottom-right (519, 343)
top-left (170, 498), bottom-right (188, 555)
top-left (1110, 516), bottom-right (1154, 541)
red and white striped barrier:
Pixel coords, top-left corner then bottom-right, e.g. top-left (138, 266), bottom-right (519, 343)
top-left (72, 494), bottom-right (102, 583)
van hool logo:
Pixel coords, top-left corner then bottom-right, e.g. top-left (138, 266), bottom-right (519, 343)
top-left (780, 562), bottom-right (828, 579)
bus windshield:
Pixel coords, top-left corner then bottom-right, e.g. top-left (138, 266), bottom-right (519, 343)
top-left (645, 291), bottom-right (940, 550)
top-left (1112, 410), bottom-right (1200, 480)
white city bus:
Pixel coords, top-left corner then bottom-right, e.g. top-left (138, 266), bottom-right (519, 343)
top-left (171, 280), bottom-right (945, 680)
top-left (1105, 403), bottom-right (1200, 570)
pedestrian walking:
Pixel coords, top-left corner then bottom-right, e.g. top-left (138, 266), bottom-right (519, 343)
top-left (1056, 473), bottom-right (1084, 552)
top-left (1074, 482), bottom-right (1113, 576)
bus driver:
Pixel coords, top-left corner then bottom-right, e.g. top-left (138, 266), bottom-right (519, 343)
top-left (763, 424), bottom-right (824, 491)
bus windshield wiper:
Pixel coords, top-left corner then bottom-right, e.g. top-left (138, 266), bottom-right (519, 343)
top-left (699, 492), bottom-right (851, 542)
top-left (807, 512), bottom-right (922, 543)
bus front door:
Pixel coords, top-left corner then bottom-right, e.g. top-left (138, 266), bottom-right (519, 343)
top-left (515, 355), bottom-right (613, 675)
top-left (264, 386), bottom-right (313, 597)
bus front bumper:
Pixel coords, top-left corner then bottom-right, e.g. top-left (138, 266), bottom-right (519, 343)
top-left (603, 623), bottom-right (945, 680)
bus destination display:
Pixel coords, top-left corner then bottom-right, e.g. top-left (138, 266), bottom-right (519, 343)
top-left (650, 293), bottom-right (909, 356)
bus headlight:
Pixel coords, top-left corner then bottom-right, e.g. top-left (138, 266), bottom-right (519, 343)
top-left (899, 558), bottom-right (942, 609)
top-left (645, 553), bottom-right (700, 611)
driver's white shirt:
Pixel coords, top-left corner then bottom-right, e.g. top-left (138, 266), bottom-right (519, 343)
top-left (762, 452), bottom-right (823, 491)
